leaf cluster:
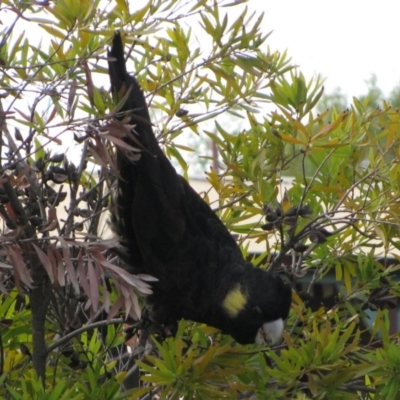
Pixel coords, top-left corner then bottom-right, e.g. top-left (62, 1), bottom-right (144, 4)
top-left (0, 0), bottom-right (400, 399)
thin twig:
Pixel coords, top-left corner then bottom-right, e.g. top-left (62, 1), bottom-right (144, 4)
top-left (46, 318), bottom-right (124, 354)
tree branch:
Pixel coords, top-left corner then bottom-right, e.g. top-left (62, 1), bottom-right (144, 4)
top-left (46, 318), bottom-right (124, 354)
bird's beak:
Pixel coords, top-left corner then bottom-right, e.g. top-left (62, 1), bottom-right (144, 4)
top-left (255, 318), bottom-right (284, 346)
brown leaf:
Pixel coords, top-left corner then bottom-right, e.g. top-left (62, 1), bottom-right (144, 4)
top-left (40, 219), bottom-right (58, 233)
top-left (120, 284), bottom-right (139, 319)
top-left (87, 136), bottom-right (119, 175)
top-left (101, 272), bottom-right (110, 313)
top-left (130, 290), bottom-right (141, 319)
top-left (0, 261), bottom-right (13, 269)
top-left (67, 78), bottom-right (78, 116)
top-left (47, 106), bottom-right (57, 124)
top-left (59, 238), bottom-right (79, 293)
top-left (48, 207), bottom-right (58, 224)
top-left (99, 259), bottom-right (153, 295)
top-left (9, 246), bottom-right (34, 290)
top-left (53, 248), bottom-right (65, 287)
top-left (77, 251), bottom-right (90, 299)
top-left (14, 107), bottom-right (31, 122)
top-left (136, 274), bottom-right (158, 282)
top-left (47, 247), bottom-right (58, 287)
top-left (107, 295), bottom-right (124, 321)
top-left (101, 120), bottom-right (144, 150)
top-left (87, 258), bottom-right (99, 312)
top-left (33, 244), bottom-right (54, 283)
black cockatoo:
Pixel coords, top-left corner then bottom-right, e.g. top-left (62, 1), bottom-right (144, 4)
top-left (108, 32), bottom-right (291, 345)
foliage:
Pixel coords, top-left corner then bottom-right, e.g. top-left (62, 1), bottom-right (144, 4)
top-left (0, 0), bottom-right (400, 399)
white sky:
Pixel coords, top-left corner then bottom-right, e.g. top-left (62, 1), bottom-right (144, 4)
top-left (250, 0), bottom-right (400, 99)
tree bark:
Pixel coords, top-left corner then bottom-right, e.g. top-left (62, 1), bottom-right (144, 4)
top-left (30, 262), bottom-right (51, 384)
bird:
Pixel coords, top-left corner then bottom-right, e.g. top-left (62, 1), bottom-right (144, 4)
top-left (108, 32), bottom-right (292, 346)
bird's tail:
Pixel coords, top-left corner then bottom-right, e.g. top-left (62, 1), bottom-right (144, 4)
top-left (107, 32), bottom-right (184, 269)
top-left (107, 32), bottom-right (161, 156)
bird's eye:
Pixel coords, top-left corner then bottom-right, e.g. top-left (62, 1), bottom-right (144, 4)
top-left (253, 306), bottom-right (263, 316)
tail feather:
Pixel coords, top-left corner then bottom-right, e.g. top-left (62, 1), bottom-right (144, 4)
top-left (107, 33), bottom-right (161, 156)
top-left (108, 32), bottom-right (187, 268)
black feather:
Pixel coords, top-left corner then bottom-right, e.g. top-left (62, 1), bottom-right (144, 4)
top-left (108, 32), bottom-right (291, 345)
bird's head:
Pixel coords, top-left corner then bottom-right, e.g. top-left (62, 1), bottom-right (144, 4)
top-left (221, 269), bottom-right (291, 345)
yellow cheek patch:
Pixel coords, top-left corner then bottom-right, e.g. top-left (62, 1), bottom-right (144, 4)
top-left (222, 284), bottom-right (248, 318)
